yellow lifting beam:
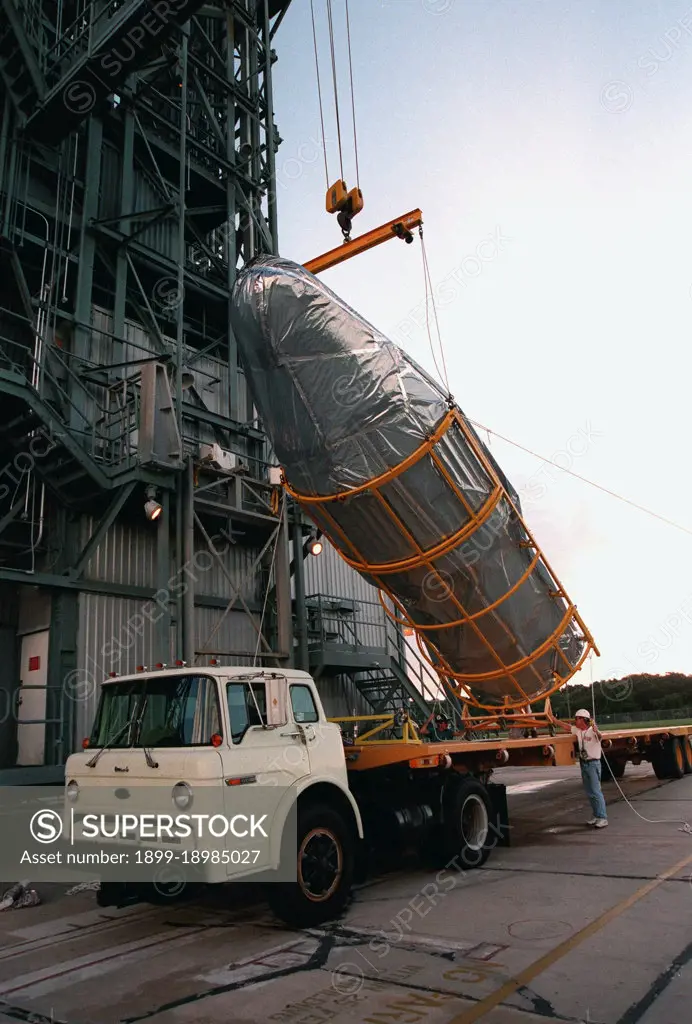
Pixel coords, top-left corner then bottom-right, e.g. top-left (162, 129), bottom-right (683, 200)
top-left (304, 208), bottom-right (423, 275)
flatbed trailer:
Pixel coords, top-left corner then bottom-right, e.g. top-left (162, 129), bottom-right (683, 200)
top-left (331, 711), bottom-right (692, 782)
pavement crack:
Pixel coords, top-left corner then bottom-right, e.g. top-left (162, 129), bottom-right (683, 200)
top-left (0, 1003), bottom-right (66, 1024)
top-left (482, 866), bottom-right (691, 883)
top-left (118, 934), bottom-right (337, 1023)
top-left (514, 984), bottom-right (606, 1023)
top-left (614, 936), bottom-right (692, 1024)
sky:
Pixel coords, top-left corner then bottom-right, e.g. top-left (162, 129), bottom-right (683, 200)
top-left (270, 0), bottom-right (692, 690)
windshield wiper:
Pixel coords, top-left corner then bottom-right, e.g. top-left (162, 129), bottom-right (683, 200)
top-left (85, 716), bottom-right (138, 768)
top-left (134, 697), bottom-right (159, 768)
top-left (87, 698), bottom-right (159, 769)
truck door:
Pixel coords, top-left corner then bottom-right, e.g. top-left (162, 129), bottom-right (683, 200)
top-left (288, 682), bottom-right (342, 779)
top-left (224, 678), bottom-right (310, 786)
top-left (223, 677), bottom-right (310, 876)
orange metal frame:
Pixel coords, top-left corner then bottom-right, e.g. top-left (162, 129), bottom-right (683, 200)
top-left (282, 408), bottom-right (599, 712)
top-left (304, 209), bottom-right (424, 275)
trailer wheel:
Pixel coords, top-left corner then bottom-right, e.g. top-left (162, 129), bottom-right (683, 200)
top-left (266, 803), bottom-right (355, 928)
top-left (683, 737), bottom-right (692, 775)
top-left (439, 777), bottom-right (495, 870)
top-left (601, 755), bottom-right (625, 781)
top-left (652, 737), bottom-right (685, 780)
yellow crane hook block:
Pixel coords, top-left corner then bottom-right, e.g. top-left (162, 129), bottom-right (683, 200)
top-left (230, 256), bottom-right (598, 711)
top-left (326, 180), bottom-right (349, 214)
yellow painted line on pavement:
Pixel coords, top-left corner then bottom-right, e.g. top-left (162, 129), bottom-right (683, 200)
top-left (444, 848), bottom-right (692, 1024)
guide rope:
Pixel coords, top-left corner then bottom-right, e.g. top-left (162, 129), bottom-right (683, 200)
top-left (590, 654), bottom-right (692, 833)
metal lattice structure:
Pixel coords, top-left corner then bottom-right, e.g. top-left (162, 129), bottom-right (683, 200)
top-left (0, 0), bottom-right (306, 778)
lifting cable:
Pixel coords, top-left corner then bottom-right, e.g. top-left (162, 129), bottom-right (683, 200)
top-left (310, 0), bottom-right (330, 189)
top-left (310, 1), bottom-right (361, 194)
top-left (325, 0), bottom-right (345, 183)
top-left (420, 229), bottom-right (451, 396)
top-left (344, 0), bottom-right (360, 190)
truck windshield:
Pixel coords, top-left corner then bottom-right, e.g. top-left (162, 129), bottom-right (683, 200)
top-left (89, 675), bottom-right (222, 748)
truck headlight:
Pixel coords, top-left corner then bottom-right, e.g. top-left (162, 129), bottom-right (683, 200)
top-left (66, 780), bottom-right (79, 804)
top-left (172, 782), bottom-right (192, 810)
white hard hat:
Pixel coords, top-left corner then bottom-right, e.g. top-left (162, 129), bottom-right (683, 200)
top-left (575, 709), bottom-right (591, 719)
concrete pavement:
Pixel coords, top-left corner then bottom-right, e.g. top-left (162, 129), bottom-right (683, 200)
top-left (0, 761), bottom-right (689, 1023)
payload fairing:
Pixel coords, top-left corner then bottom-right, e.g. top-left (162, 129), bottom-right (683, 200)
top-left (230, 255), bottom-right (597, 710)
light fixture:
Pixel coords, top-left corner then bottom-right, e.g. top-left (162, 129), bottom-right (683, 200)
top-left (305, 531), bottom-right (323, 557)
top-left (144, 485), bottom-right (162, 521)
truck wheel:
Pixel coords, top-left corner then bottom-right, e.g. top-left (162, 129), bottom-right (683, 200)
top-left (266, 803), bottom-right (355, 929)
top-left (652, 737), bottom-right (685, 780)
top-left (601, 755), bottom-right (625, 781)
top-left (683, 737), bottom-right (692, 775)
top-left (441, 777), bottom-right (495, 870)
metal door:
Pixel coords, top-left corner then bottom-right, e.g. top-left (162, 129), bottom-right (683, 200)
top-left (16, 630), bottom-right (50, 765)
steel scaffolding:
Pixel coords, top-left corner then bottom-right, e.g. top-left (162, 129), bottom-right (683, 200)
top-left (0, 0), bottom-right (299, 775)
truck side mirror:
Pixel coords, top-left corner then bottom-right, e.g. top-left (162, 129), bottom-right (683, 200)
top-left (265, 678), bottom-right (288, 728)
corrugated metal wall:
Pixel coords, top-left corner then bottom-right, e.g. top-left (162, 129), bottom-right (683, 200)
top-left (79, 517), bottom-right (157, 586)
top-left (194, 608), bottom-right (258, 664)
top-left (73, 528), bottom-right (395, 736)
top-left (316, 676), bottom-right (370, 719)
top-left (189, 539), bottom-right (265, 607)
top-left (302, 540), bottom-right (375, 605)
top-left (99, 145), bottom-right (177, 261)
top-left (76, 593), bottom-right (162, 739)
top-left (74, 515), bottom-right (270, 741)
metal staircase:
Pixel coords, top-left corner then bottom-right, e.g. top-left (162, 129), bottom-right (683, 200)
top-left (304, 593), bottom-right (463, 725)
top-left (347, 660), bottom-right (431, 718)
top-left (0, 307), bottom-right (182, 520)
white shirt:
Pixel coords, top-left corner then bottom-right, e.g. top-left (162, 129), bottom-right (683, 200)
top-left (571, 725), bottom-right (602, 760)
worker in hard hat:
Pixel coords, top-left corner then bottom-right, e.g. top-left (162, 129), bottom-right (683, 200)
top-left (556, 709), bottom-right (608, 828)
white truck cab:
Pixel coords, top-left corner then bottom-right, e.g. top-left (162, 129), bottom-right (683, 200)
top-left (64, 666), bottom-right (363, 927)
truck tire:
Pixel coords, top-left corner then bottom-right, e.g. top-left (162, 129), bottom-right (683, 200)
top-left (266, 803), bottom-right (355, 929)
top-left (436, 777), bottom-right (495, 870)
top-left (601, 755), bottom-right (625, 781)
top-left (652, 737), bottom-right (685, 780)
top-left (683, 736), bottom-right (692, 775)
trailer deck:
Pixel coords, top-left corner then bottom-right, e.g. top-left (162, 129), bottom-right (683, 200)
top-left (331, 711), bottom-right (692, 779)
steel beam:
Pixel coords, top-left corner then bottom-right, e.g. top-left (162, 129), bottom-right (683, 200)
top-left (273, 497), bottom-right (293, 667)
top-left (292, 502), bottom-right (308, 672)
top-left (156, 488), bottom-right (171, 661)
top-left (46, 591), bottom-right (78, 763)
top-left (182, 459), bottom-right (195, 664)
top-left (0, 568), bottom-right (156, 600)
top-left (304, 210), bottom-right (424, 275)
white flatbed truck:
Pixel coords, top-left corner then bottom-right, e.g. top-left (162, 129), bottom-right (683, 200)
top-left (63, 665), bottom-right (692, 928)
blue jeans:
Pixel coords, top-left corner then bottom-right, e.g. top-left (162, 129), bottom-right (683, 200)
top-left (581, 759), bottom-right (607, 820)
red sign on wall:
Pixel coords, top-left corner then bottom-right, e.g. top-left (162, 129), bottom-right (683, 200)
top-left (29, 656), bottom-right (40, 671)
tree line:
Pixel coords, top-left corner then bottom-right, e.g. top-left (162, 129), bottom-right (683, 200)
top-left (548, 672), bottom-right (692, 718)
